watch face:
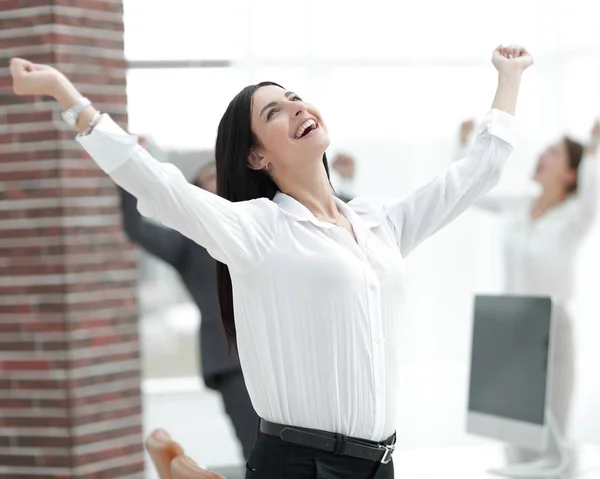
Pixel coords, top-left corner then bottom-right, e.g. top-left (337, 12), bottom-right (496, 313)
top-left (61, 110), bottom-right (76, 126)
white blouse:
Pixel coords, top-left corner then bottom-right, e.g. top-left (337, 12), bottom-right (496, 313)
top-left (77, 109), bottom-right (515, 442)
top-left (474, 154), bottom-right (598, 305)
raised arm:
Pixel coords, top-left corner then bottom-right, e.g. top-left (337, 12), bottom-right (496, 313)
top-left (454, 118), bottom-right (525, 214)
top-left (10, 59), bottom-right (278, 271)
top-left (119, 187), bottom-right (188, 268)
top-left (385, 46), bottom-right (532, 257)
top-left (575, 121), bottom-right (600, 229)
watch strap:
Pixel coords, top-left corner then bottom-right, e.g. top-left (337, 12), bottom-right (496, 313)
top-left (62, 97), bottom-right (92, 125)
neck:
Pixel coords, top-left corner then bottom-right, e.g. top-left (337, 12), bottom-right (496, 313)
top-left (277, 163), bottom-right (338, 218)
top-left (534, 185), bottom-right (568, 211)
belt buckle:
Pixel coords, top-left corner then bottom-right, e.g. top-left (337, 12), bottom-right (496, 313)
top-left (379, 444), bottom-right (395, 464)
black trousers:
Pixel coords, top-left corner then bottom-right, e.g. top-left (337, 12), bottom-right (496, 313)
top-left (245, 432), bottom-right (394, 479)
top-left (213, 371), bottom-right (259, 460)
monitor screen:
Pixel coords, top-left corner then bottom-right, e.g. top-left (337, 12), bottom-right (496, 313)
top-left (468, 295), bottom-right (552, 425)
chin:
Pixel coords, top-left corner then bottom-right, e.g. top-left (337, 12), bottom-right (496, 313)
top-left (304, 133), bottom-right (330, 157)
top-left (316, 130), bottom-right (330, 151)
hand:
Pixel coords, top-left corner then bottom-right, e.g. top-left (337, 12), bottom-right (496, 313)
top-left (459, 119), bottom-right (475, 147)
top-left (10, 58), bottom-right (65, 98)
top-left (587, 120), bottom-right (600, 155)
top-left (138, 135), bottom-right (150, 149)
top-left (590, 120), bottom-right (600, 141)
top-left (492, 45), bottom-right (533, 76)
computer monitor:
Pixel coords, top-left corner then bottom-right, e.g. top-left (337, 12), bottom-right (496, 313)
top-left (466, 295), bottom-right (554, 451)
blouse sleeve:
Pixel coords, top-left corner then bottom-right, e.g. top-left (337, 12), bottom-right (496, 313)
top-left (77, 115), bottom-right (279, 270)
top-left (382, 109), bottom-right (516, 257)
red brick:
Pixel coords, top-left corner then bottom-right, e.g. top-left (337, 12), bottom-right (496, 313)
top-left (5, 111), bottom-right (53, 123)
top-left (73, 403), bottom-right (141, 427)
top-left (0, 454), bottom-right (38, 467)
top-left (17, 436), bottom-right (71, 448)
top-left (74, 424), bottom-right (142, 447)
top-left (0, 416), bottom-right (70, 428)
top-left (1, 360), bottom-right (51, 372)
top-left (14, 379), bottom-right (68, 390)
top-left (34, 399), bottom-right (70, 409)
top-left (77, 460), bottom-right (145, 479)
top-left (54, 15), bottom-right (125, 33)
top-left (72, 389), bottom-right (140, 409)
top-left (0, 398), bottom-right (35, 409)
top-left (74, 442), bottom-right (141, 467)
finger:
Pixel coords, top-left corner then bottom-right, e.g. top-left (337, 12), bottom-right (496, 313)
top-left (170, 455), bottom-right (225, 479)
top-left (169, 440), bottom-right (185, 457)
top-left (9, 58), bottom-right (27, 76)
top-left (146, 429), bottom-right (183, 479)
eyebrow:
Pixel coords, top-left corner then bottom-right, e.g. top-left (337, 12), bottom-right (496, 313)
top-left (260, 91), bottom-right (297, 118)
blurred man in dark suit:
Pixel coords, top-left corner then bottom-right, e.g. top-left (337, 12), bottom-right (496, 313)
top-left (120, 137), bottom-right (257, 460)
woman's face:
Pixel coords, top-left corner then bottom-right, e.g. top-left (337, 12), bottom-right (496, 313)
top-left (248, 85), bottom-right (330, 174)
top-left (533, 139), bottom-right (576, 191)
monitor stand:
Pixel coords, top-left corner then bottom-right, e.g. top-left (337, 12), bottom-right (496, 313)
top-left (487, 412), bottom-right (572, 478)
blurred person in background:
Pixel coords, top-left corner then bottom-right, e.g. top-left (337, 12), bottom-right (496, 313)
top-left (11, 44), bottom-right (532, 479)
top-left (119, 137), bottom-right (258, 460)
top-left (457, 118), bottom-right (599, 473)
top-left (330, 152), bottom-right (357, 202)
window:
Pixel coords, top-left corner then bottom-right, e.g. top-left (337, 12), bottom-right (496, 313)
top-left (127, 67), bottom-right (248, 148)
top-left (124, 0), bottom-right (249, 61)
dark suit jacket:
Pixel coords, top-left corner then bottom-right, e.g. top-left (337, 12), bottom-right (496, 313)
top-left (118, 188), bottom-right (241, 388)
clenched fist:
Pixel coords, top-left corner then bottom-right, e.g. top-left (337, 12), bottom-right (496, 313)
top-left (10, 58), bottom-right (65, 97)
top-left (492, 45), bottom-right (533, 75)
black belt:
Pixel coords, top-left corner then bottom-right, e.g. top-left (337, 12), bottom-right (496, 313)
top-left (259, 419), bottom-right (396, 464)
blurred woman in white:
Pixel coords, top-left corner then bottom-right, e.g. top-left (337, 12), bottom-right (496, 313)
top-left (457, 120), bottom-right (599, 471)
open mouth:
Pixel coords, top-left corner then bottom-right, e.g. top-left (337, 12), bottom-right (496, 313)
top-left (294, 118), bottom-right (319, 139)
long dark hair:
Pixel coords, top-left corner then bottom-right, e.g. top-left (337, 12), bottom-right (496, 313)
top-left (215, 82), bottom-right (330, 348)
top-left (563, 136), bottom-right (584, 193)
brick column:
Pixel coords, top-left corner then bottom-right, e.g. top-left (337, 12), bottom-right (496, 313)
top-left (0, 2), bottom-right (144, 479)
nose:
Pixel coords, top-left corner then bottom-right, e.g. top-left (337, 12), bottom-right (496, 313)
top-left (293, 102), bottom-right (305, 117)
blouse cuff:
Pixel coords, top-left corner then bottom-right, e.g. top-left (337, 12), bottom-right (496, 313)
top-left (76, 114), bottom-right (138, 174)
top-left (481, 109), bottom-right (516, 147)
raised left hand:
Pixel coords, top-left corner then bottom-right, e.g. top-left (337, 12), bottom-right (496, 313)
top-left (492, 45), bottom-right (533, 75)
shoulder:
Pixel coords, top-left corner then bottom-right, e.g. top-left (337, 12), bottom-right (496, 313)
top-left (347, 196), bottom-right (389, 228)
top-left (226, 196), bottom-right (280, 214)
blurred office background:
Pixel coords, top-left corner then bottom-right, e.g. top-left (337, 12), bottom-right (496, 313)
top-left (2, 0), bottom-right (600, 478)
top-left (125, 0), bottom-right (600, 468)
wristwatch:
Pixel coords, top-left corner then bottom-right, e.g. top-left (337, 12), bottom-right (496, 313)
top-left (61, 97), bottom-right (92, 126)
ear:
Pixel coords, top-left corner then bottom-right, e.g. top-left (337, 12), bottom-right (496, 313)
top-left (564, 169), bottom-right (577, 188)
top-left (247, 149), bottom-right (266, 171)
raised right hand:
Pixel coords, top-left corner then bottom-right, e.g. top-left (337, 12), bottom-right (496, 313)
top-left (10, 58), bottom-right (65, 97)
top-left (590, 120), bottom-right (600, 141)
top-left (459, 119), bottom-right (475, 147)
